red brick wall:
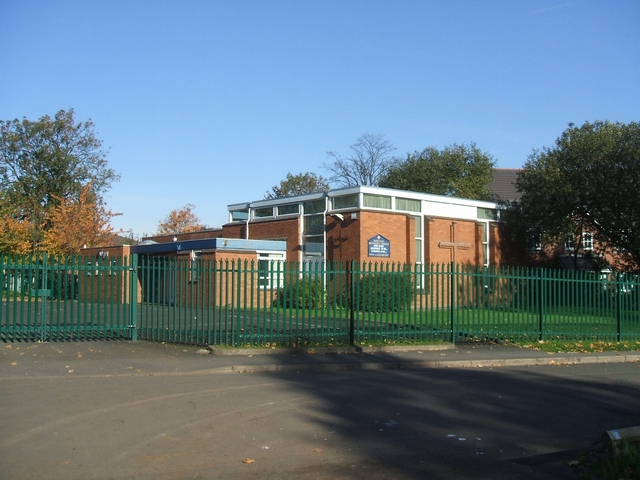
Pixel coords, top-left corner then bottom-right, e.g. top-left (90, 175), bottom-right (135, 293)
top-left (327, 211), bottom-right (414, 264)
top-left (232, 217), bottom-right (301, 262)
top-left (426, 218), bottom-right (479, 265)
top-left (221, 223), bottom-right (246, 239)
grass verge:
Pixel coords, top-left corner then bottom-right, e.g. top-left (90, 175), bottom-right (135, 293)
top-left (577, 441), bottom-right (640, 480)
top-left (514, 339), bottom-right (640, 353)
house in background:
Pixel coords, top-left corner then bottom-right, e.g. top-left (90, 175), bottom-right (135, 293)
top-left (489, 168), bottom-right (522, 204)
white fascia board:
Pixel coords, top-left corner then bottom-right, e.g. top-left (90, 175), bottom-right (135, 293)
top-left (328, 185), bottom-right (500, 209)
top-left (248, 192), bottom-right (326, 209)
top-left (423, 202), bottom-right (478, 221)
top-left (228, 202), bottom-right (250, 211)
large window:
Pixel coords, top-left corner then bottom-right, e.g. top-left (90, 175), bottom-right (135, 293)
top-left (277, 204), bottom-right (299, 216)
top-left (303, 199), bottom-right (326, 257)
top-left (363, 194), bottom-right (391, 209)
top-left (230, 209), bottom-right (248, 221)
top-left (397, 198), bottom-right (421, 213)
top-left (303, 199), bottom-right (325, 214)
top-left (414, 216), bottom-right (422, 264)
top-left (253, 207), bottom-right (274, 218)
top-left (478, 207), bottom-right (498, 221)
top-left (332, 194), bottom-right (359, 210)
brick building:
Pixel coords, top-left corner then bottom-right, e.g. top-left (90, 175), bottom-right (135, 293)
top-left (222, 185), bottom-right (522, 268)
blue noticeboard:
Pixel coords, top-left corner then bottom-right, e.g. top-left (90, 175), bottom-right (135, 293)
top-left (368, 234), bottom-right (390, 257)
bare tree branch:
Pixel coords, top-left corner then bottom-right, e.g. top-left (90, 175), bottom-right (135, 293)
top-left (323, 133), bottom-right (396, 187)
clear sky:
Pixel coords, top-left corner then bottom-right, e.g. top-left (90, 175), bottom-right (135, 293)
top-left (2, 0), bottom-right (638, 237)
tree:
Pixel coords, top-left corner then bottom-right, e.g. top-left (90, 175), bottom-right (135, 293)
top-left (379, 143), bottom-right (496, 200)
top-left (40, 183), bottom-right (119, 255)
top-left (517, 120), bottom-right (640, 270)
top-left (324, 133), bottom-right (396, 187)
top-left (0, 109), bottom-right (120, 250)
top-left (157, 204), bottom-right (206, 235)
top-left (265, 172), bottom-right (329, 199)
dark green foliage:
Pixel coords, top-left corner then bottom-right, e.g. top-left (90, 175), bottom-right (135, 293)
top-left (516, 120), bottom-right (640, 271)
top-left (348, 272), bottom-right (414, 313)
top-left (273, 275), bottom-right (325, 309)
top-left (379, 143), bottom-right (496, 200)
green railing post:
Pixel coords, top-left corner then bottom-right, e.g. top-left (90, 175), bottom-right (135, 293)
top-left (348, 261), bottom-right (355, 345)
top-left (450, 262), bottom-right (456, 344)
top-left (616, 271), bottom-right (621, 341)
top-left (41, 253), bottom-right (49, 341)
top-left (538, 268), bottom-right (545, 341)
top-left (129, 254), bottom-right (138, 341)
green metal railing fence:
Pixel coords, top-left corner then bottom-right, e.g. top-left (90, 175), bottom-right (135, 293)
top-left (2, 254), bottom-right (640, 345)
top-left (0, 254), bottom-right (133, 341)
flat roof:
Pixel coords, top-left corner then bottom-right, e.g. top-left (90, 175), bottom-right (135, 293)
top-left (131, 238), bottom-right (286, 255)
top-left (228, 185), bottom-right (501, 212)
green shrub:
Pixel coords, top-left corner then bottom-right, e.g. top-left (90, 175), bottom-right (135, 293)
top-left (344, 272), bottom-right (414, 313)
top-left (273, 276), bottom-right (324, 309)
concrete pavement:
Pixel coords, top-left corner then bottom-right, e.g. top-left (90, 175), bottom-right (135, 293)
top-left (3, 340), bottom-right (640, 378)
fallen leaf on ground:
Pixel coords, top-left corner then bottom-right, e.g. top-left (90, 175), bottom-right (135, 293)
top-left (242, 458), bottom-right (255, 464)
top-left (313, 448), bottom-right (322, 453)
top-left (10, 361), bottom-right (17, 366)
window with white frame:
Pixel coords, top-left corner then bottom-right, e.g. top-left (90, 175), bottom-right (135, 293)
top-left (582, 232), bottom-right (594, 251)
top-left (257, 253), bottom-right (285, 289)
top-left (253, 207), bottom-right (274, 219)
top-left (526, 230), bottom-right (542, 252)
top-left (564, 233), bottom-right (575, 252)
top-left (303, 199), bottom-right (325, 257)
top-left (332, 194), bottom-right (358, 210)
top-left (277, 204), bottom-right (299, 216)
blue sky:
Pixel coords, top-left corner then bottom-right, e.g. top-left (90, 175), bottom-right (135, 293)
top-left (2, 1), bottom-right (638, 237)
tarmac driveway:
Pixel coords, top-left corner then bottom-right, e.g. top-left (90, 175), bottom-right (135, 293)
top-left (1, 341), bottom-right (639, 479)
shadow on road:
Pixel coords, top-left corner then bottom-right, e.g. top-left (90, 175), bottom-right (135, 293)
top-left (272, 359), bottom-right (640, 479)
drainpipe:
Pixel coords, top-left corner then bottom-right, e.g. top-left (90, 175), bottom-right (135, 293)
top-left (323, 193), bottom-right (329, 269)
top-left (245, 206), bottom-right (251, 240)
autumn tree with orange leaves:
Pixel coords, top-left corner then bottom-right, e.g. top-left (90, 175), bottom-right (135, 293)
top-left (0, 109), bottom-right (120, 254)
top-left (40, 183), bottom-right (119, 255)
top-left (156, 204), bottom-right (206, 235)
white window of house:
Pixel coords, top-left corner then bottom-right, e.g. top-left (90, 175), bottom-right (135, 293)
top-left (583, 232), bottom-right (594, 251)
top-left (527, 230), bottom-right (542, 252)
top-left (565, 234), bottom-right (575, 252)
top-left (257, 253), bottom-right (285, 289)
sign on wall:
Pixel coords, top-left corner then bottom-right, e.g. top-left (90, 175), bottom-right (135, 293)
top-left (368, 234), bottom-right (390, 257)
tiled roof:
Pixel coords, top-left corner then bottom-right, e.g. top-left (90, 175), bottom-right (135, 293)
top-left (490, 168), bottom-right (521, 203)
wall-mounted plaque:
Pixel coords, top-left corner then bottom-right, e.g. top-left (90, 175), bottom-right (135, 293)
top-left (368, 234), bottom-right (390, 257)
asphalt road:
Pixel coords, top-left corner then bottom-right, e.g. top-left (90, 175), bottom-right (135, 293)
top-left (1, 342), bottom-right (639, 479)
